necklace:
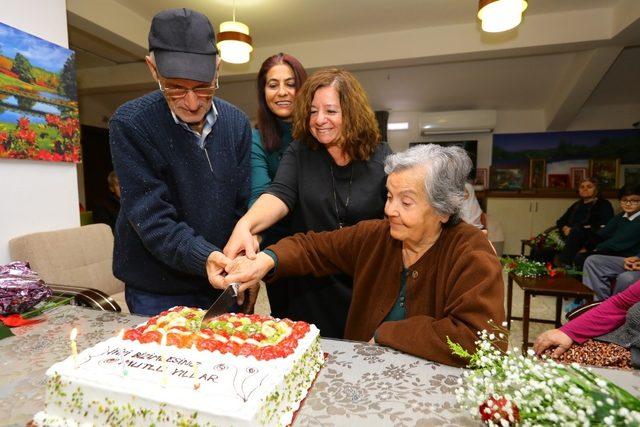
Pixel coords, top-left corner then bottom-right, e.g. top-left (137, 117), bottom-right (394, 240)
top-left (329, 163), bottom-right (354, 229)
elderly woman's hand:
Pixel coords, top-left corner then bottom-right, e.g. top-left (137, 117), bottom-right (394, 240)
top-left (224, 252), bottom-right (275, 295)
top-left (534, 329), bottom-right (573, 358)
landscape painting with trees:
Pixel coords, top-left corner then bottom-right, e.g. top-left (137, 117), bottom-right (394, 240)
top-left (492, 129), bottom-right (640, 190)
top-left (0, 22), bottom-right (80, 163)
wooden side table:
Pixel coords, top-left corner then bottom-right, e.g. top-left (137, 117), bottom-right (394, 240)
top-left (506, 272), bottom-right (595, 352)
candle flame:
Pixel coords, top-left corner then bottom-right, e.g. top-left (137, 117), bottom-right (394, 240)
top-left (117, 329), bottom-right (125, 339)
top-left (70, 327), bottom-right (78, 340)
top-left (160, 333), bottom-right (167, 346)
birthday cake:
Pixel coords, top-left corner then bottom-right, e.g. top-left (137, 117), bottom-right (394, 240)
top-left (34, 306), bottom-right (324, 426)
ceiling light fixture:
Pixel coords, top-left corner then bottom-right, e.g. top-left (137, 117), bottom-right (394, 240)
top-left (387, 122), bottom-right (409, 131)
top-left (477, 0), bottom-right (528, 33)
top-left (216, 0), bottom-right (253, 64)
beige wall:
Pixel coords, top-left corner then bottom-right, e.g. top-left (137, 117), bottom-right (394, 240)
top-left (0, 0), bottom-right (80, 263)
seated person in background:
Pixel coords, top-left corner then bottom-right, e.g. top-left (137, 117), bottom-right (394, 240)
top-left (574, 185), bottom-right (640, 269)
top-left (93, 171), bottom-right (121, 232)
top-left (218, 144), bottom-right (505, 367)
top-left (534, 280), bottom-right (640, 369)
top-left (583, 253), bottom-right (640, 301)
top-left (460, 181), bottom-right (484, 229)
top-left (553, 178), bottom-right (613, 266)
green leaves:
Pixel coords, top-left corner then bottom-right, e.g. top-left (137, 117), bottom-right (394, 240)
top-left (0, 322), bottom-right (14, 340)
top-left (446, 336), bottom-right (472, 360)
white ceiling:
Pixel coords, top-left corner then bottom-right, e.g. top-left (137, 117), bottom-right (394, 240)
top-left (66, 0), bottom-right (640, 129)
top-left (108, 0), bottom-right (620, 49)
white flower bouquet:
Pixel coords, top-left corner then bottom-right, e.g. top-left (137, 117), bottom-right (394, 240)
top-left (448, 322), bottom-right (640, 426)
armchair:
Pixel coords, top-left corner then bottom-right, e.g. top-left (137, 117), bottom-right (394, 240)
top-left (9, 224), bottom-right (127, 313)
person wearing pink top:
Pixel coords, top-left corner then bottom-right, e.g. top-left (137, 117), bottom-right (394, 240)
top-left (534, 279), bottom-right (640, 367)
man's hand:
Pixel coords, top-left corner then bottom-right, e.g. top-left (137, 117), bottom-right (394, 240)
top-left (624, 256), bottom-right (640, 271)
top-left (533, 329), bottom-right (573, 358)
top-left (206, 251), bottom-right (232, 289)
top-left (562, 226), bottom-right (571, 237)
top-left (223, 220), bottom-right (260, 260)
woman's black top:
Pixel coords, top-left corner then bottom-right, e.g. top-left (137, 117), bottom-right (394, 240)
top-left (265, 139), bottom-right (392, 338)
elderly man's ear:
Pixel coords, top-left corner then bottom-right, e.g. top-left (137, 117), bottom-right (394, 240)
top-left (145, 55), bottom-right (159, 81)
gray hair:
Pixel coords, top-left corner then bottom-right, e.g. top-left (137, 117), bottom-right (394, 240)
top-left (384, 144), bottom-right (472, 225)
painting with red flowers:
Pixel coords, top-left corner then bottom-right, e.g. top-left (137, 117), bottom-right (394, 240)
top-left (0, 22), bottom-right (80, 163)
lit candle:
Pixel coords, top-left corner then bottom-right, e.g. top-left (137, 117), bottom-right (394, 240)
top-left (69, 327), bottom-right (78, 368)
top-left (117, 329), bottom-right (128, 376)
top-left (192, 344), bottom-right (200, 390)
top-left (161, 332), bottom-right (168, 386)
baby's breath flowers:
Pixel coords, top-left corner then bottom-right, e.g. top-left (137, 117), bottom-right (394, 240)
top-left (448, 321), bottom-right (640, 426)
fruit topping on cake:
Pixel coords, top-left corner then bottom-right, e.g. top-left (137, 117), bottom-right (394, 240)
top-left (121, 306), bottom-right (311, 360)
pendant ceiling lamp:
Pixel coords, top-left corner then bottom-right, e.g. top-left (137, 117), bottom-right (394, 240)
top-left (478, 0), bottom-right (528, 33)
top-left (216, 0), bottom-right (253, 64)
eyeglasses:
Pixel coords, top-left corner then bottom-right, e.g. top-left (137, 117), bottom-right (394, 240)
top-left (157, 80), bottom-right (218, 100)
top-left (620, 199), bottom-right (640, 206)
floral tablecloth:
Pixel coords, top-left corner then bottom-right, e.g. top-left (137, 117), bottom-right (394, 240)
top-left (1, 306), bottom-right (639, 426)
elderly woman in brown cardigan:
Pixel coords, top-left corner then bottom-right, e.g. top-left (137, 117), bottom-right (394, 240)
top-left (220, 144), bottom-right (504, 367)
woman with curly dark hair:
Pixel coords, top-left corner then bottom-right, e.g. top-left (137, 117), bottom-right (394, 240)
top-left (224, 68), bottom-right (392, 338)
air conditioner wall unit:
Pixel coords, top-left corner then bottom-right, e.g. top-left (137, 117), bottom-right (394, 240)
top-left (419, 110), bottom-right (497, 135)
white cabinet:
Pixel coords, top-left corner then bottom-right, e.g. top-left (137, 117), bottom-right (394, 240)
top-left (487, 198), bottom-right (576, 255)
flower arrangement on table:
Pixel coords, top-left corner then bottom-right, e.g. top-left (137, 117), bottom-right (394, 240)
top-left (528, 229), bottom-right (566, 252)
top-left (448, 322), bottom-right (640, 426)
top-left (0, 262), bottom-right (73, 337)
top-left (500, 256), bottom-right (579, 279)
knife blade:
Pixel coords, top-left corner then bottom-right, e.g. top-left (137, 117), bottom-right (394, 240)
top-left (200, 283), bottom-right (242, 328)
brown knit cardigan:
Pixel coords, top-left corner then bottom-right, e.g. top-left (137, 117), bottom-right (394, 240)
top-left (267, 218), bottom-right (505, 367)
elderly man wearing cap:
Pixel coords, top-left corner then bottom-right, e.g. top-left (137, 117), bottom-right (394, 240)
top-left (109, 8), bottom-right (251, 315)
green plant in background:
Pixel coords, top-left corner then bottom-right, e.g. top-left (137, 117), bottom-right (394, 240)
top-left (501, 256), bottom-right (582, 278)
top-left (501, 256), bottom-right (548, 278)
top-left (528, 228), bottom-right (565, 252)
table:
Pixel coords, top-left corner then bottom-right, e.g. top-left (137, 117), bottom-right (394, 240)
top-left (1, 306), bottom-right (478, 426)
top-left (506, 272), bottom-right (595, 352)
top-left (3, 307), bottom-right (639, 426)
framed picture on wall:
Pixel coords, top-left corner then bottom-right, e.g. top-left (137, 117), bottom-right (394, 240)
top-left (548, 174), bottom-right (570, 189)
top-left (570, 167), bottom-right (587, 189)
top-left (590, 159), bottom-right (620, 189)
top-left (529, 159), bottom-right (546, 188)
top-left (490, 167), bottom-right (525, 190)
top-left (475, 168), bottom-right (488, 189)
top-left (620, 164), bottom-right (640, 188)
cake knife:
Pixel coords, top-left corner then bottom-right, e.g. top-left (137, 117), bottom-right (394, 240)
top-left (199, 282), bottom-right (242, 328)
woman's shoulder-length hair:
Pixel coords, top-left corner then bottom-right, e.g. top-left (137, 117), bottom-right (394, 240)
top-left (292, 68), bottom-right (381, 161)
top-left (256, 53), bottom-right (307, 152)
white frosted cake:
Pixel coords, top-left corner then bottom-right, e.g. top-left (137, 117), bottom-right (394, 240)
top-left (34, 307), bottom-right (324, 426)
